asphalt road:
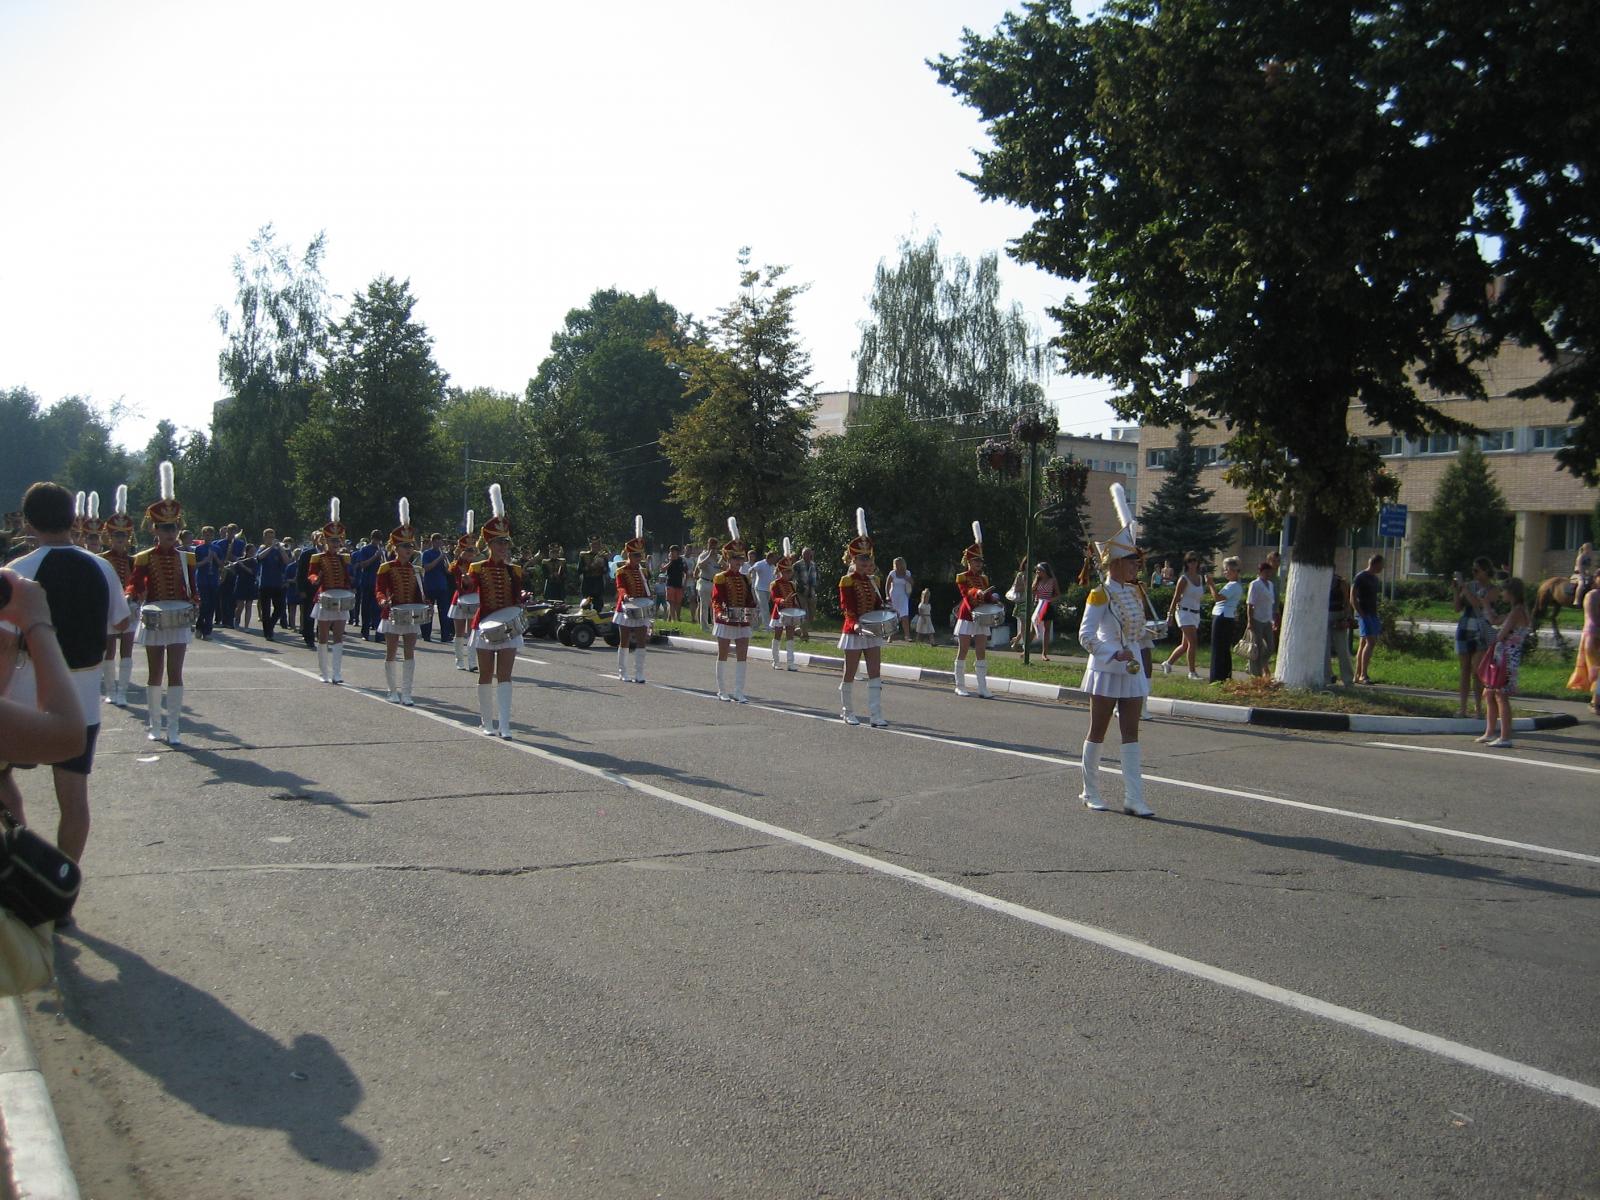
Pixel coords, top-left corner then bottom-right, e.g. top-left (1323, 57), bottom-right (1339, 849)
top-left (18, 627), bottom-right (1600, 1199)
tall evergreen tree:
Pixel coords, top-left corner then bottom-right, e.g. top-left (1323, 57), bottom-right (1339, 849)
top-left (1139, 426), bottom-right (1231, 563)
top-left (517, 393), bottom-right (624, 561)
top-left (1411, 441), bottom-right (1514, 576)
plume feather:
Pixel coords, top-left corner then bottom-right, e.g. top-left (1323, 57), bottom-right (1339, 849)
top-left (972, 520), bottom-right (983, 545)
top-left (398, 497), bottom-right (410, 527)
top-left (88, 492), bottom-right (100, 519)
top-left (330, 497), bottom-right (340, 524)
top-left (465, 510), bottom-right (474, 535)
top-left (727, 516), bottom-right (740, 542)
top-left (856, 507), bottom-right (868, 537)
top-left (158, 461), bottom-right (174, 501)
top-left (783, 537), bottom-right (792, 557)
top-left (114, 484), bottom-right (127, 516)
top-left (1110, 482), bottom-right (1136, 533)
top-left (635, 514), bottom-right (643, 540)
top-left (489, 483), bottom-right (505, 518)
top-left (74, 491), bottom-right (85, 519)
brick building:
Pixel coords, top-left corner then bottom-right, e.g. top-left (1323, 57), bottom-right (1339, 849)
top-left (1138, 342), bottom-right (1596, 581)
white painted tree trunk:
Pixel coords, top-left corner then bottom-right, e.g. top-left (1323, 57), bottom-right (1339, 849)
top-left (1274, 560), bottom-right (1334, 690)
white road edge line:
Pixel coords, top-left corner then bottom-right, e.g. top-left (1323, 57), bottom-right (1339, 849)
top-left (645, 683), bottom-right (1600, 868)
top-left (250, 652), bottom-right (1600, 1113)
top-left (1364, 741), bottom-right (1600, 776)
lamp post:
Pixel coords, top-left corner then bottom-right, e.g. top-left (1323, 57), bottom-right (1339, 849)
top-left (978, 407), bottom-right (1059, 667)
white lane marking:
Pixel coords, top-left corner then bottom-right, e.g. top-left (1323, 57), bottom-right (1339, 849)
top-left (245, 652), bottom-right (1600, 1112)
top-left (1365, 742), bottom-right (1600, 776)
top-left (518, 655), bottom-right (550, 665)
top-left (648, 684), bottom-right (1600, 868)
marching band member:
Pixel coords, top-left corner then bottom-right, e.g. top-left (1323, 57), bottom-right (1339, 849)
top-left (467, 484), bottom-right (525, 737)
top-left (307, 499), bottom-right (354, 684)
top-left (100, 486), bottom-right (137, 706)
top-left (1078, 483), bottom-right (1156, 818)
top-left (447, 512), bottom-right (479, 672)
top-left (376, 498), bottom-right (422, 705)
top-left (82, 492), bottom-right (104, 555)
top-left (711, 518), bottom-right (757, 702)
top-left (768, 538), bottom-right (800, 671)
top-left (953, 522), bottom-right (999, 698)
top-left (72, 491), bottom-right (87, 547)
top-left (837, 508), bottom-right (888, 727)
top-left (613, 515), bottom-right (651, 684)
top-left (126, 462), bottom-right (197, 744)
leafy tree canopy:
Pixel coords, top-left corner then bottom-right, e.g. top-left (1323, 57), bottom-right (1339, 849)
top-left (1410, 441), bottom-right (1514, 575)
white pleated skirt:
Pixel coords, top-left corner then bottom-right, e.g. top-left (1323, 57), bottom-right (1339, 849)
top-left (1080, 664), bottom-right (1151, 698)
top-left (713, 623), bottom-right (752, 641)
top-left (133, 624), bottom-right (192, 648)
top-left (837, 631), bottom-right (884, 651)
top-left (467, 629), bottom-right (524, 652)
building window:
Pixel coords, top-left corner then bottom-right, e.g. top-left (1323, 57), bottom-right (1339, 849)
top-left (1146, 448), bottom-right (1169, 469)
top-left (1531, 425), bottom-right (1574, 450)
top-left (1547, 514), bottom-right (1592, 552)
top-left (1477, 429), bottom-right (1515, 452)
top-left (1242, 516), bottom-right (1297, 548)
top-left (1364, 435), bottom-right (1404, 457)
top-left (1416, 432), bottom-right (1460, 455)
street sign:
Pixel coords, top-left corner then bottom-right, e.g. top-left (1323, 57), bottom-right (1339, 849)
top-left (1378, 503), bottom-right (1408, 539)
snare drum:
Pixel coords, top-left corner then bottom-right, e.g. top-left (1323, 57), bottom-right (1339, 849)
top-left (854, 609), bottom-right (899, 639)
top-left (777, 606), bottom-right (808, 628)
top-left (477, 606), bottom-right (528, 645)
top-left (971, 602), bottom-right (1005, 629)
top-left (141, 600), bottom-right (195, 631)
top-left (317, 588), bottom-right (356, 618)
top-left (448, 592), bottom-right (480, 620)
top-left (386, 603), bottom-right (431, 633)
top-left (1144, 619), bottom-right (1170, 642)
top-left (620, 598), bottom-right (655, 621)
top-left (719, 606), bottom-right (755, 624)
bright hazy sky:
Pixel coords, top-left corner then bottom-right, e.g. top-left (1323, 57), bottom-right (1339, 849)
top-left (0, 1), bottom-right (1123, 451)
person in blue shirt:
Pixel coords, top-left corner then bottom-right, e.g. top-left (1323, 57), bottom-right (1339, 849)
top-left (417, 532), bottom-right (455, 643)
top-left (193, 524), bottom-right (221, 638)
top-left (351, 529), bottom-right (384, 641)
top-left (255, 530), bottom-right (291, 640)
top-left (214, 524), bottom-right (245, 629)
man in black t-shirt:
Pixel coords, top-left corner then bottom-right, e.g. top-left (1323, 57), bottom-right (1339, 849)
top-left (1352, 554), bottom-right (1384, 685)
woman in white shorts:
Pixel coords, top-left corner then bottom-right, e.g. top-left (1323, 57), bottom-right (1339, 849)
top-left (1160, 552), bottom-right (1206, 679)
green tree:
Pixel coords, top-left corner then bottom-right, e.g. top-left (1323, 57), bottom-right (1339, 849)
top-left (517, 393), bottom-right (624, 561)
top-left (1410, 442), bottom-right (1514, 576)
top-left (291, 276), bottom-right (451, 534)
top-left (659, 253), bottom-right (814, 551)
top-left (527, 289), bottom-right (700, 543)
top-left (130, 421), bottom-right (186, 519)
top-left (855, 233), bottom-right (1047, 431)
top-left (212, 225), bottom-right (329, 533)
top-left (0, 388), bottom-right (56, 508)
top-left (933, 0), bottom-right (1596, 686)
top-left (1139, 427), bottom-right (1232, 565)
top-left (437, 387), bottom-right (523, 535)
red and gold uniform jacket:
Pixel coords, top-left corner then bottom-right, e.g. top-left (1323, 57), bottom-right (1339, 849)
top-left (127, 546), bottom-right (196, 604)
top-left (448, 556), bottom-right (478, 606)
top-left (769, 577), bottom-right (798, 623)
top-left (468, 559), bottom-right (524, 628)
top-left (615, 560), bottom-right (651, 606)
top-left (838, 571), bottom-right (882, 634)
top-left (955, 570), bottom-right (996, 622)
top-left (711, 570), bottom-right (757, 626)
top-left (101, 548), bottom-right (135, 590)
top-left (307, 551), bottom-right (352, 594)
top-left (375, 559), bottom-right (421, 619)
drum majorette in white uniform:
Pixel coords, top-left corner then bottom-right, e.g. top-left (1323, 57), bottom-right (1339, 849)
top-left (447, 512), bottom-right (479, 672)
top-left (837, 508), bottom-right (889, 727)
top-left (711, 518), bottom-right (757, 702)
top-left (101, 485), bottom-right (137, 706)
top-left (466, 484), bottom-right (525, 737)
top-left (614, 515), bottom-right (652, 684)
top-left (376, 498), bottom-right (425, 705)
top-left (1078, 483), bottom-right (1159, 818)
top-left (769, 538), bottom-right (801, 671)
top-left (953, 522), bottom-right (1000, 698)
top-left (126, 462), bottom-right (197, 744)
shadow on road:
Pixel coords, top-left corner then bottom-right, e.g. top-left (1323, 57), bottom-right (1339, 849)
top-left (48, 930), bottom-right (378, 1171)
top-left (1159, 817), bottom-right (1600, 900)
top-left (178, 744), bottom-right (370, 819)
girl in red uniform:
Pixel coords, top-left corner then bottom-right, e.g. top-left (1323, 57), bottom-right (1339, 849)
top-left (100, 485), bottom-right (137, 707)
top-left (126, 462), bottom-right (197, 744)
top-left (466, 484), bottom-right (525, 737)
top-left (837, 508), bottom-right (888, 727)
top-left (614, 515), bottom-right (652, 683)
top-left (307, 499), bottom-right (354, 684)
top-left (953, 522), bottom-right (999, 699)
top-left (376, 498), bottom-right (423, 705)
top-left (447, 511), bottom-right (479, 672)
top-left (768, 538), bottom-right (801, 671)
top-left (711, 517), bottom-right (758, 702)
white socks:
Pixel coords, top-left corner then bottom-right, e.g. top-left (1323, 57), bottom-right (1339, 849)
top-left (1080, 739), bottom-right (1106, 809)
top-left (164, 685), bottom-right (183, 745)
top-left (954, 658), bottom-right (968, 696)
top-left (497, 680), bottom-right (513, 737)
top-left (478, 684), bottom-right (495, 732)
top-left (1121, 743), bottom-right (1152, 817)
top-left (867, 678), bottom-right (886, 726)
top-left (401, 658), bottom-right (414, 705)
top-left (147, 685), bottom-right (165, 740)
top-left (840, 681), bottom-right (858, 724)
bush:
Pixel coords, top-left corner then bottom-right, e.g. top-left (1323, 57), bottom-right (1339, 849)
top-left (1377, 597), bottom-right (1451, 657)
top-left (1393, 578), bottom-right (1452, 603)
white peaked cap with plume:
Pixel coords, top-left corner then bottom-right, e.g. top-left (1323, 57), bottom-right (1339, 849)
top-left (114, 485), bottom-right (128, 515)
top-left (727, 516), bottom-right (740, 543)
top-left (398, 497), bottom-right (410, 527)
top-left (88, 492), bottom-right (100, 520)
top-left (1098, 482), bottom-right (1141, 562)
top-left (159, 461), bottom-right (174, 501)
top-left (856, 507), bottom-right (869, 537)
top-left (489, 483), bottom-right (505, 518)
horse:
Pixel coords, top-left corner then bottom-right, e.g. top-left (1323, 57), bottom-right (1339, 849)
top-left (1533, 576), bottom-right (1580, 643)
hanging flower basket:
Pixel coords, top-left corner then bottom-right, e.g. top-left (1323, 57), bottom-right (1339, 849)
top-left (1046, 454), bottom-right (1089, 498)
top-left (1010, 408), bottom-right (1058, 447)
top-left (977, 438), bottom-right (1021, 477)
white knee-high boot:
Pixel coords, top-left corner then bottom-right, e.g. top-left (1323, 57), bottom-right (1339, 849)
top-left (1121, 743), bottom-right (1153, 817)
top-left (1080, 739), bottom-right (1107, 810)
top-left (497, 680), bottom-right (513, 738)
top-left (771, 638), bottom-right (782, 669)
top-left (617, 643), bottom-right (629, 679)
top-left (401, 658), bottom-right (415, 705)
top-left (477, 684), bottom-right (495, 733)
top-left (117, 656), bottom-right (133, 705)
top-left (733, 660), bottom-right (748, 702)
top-left (316, 643), bottom-right (330, 682)
top-left (632, 646), bottom-right (645, 682)
top-left (330, 642), bottom-right (344, 683)
top-left (454, 639), bottom-right (468, 670)
top-left (785, 638), bottom-right (796, 670)
top-left (101, 658), bottom-right (115, 698)
top-left (385, 659), bottom-right (400, 701)
top-left (954, 658), bottom-right (969, 696)
top-left (165, 686), bottom-right (184, 745)
top-left (147, 686), bottom-right (165, 740)
top-left (867, 678), bottom-right (887, 727)
top-left (716, 660), bottom-right (730, 700)
top-left (840, 681), bottom-right (859, 725)
top-left (975, 661), bottom-right (993, 699)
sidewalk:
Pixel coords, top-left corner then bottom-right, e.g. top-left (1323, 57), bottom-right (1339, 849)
top-left (0, 997), bottom-right (79, 1200)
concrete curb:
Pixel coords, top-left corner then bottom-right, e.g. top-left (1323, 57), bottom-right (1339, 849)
top-left (660, 636), bottom-right (1580, 734)
top-left (0, 997), bottom-right (79, 1200)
